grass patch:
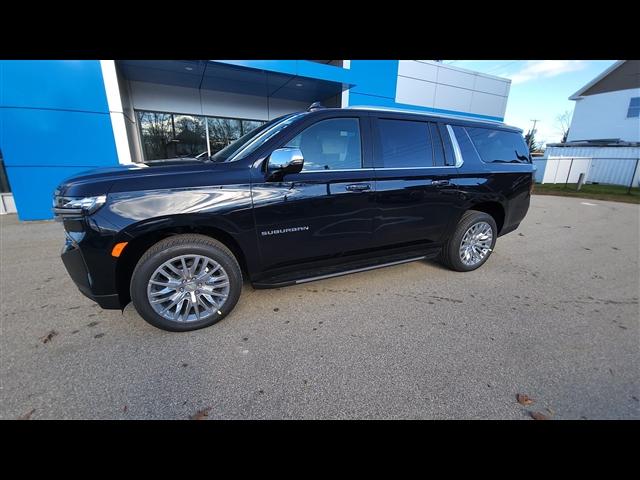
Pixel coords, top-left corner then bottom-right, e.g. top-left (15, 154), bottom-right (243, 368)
top-left (533, 183), bottom-right (640, 204)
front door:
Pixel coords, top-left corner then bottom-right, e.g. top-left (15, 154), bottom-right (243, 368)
top-left (251, 116), bottom-right (376, 272)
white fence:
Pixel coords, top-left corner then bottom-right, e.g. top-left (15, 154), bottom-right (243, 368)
top-left (533, 156), bottom-right (640, 188)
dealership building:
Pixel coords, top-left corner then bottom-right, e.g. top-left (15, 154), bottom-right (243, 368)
top-left (0, 60), bottom-right (511, 220)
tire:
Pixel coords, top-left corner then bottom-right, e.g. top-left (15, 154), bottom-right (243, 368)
top-left (439, 210), bottom-right (497, 272)
top-left (130, 234), bottom-right (242, 332)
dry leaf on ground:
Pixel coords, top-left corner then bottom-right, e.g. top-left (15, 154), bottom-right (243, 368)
top-left (18, 408), bottom-right (36, 420)
top-left (190, 407), bottom-right (212, 420)
top-left (40, 330), bottom-right (58, 344)
top-left (530, 411), bottom-right (550, 420)
top-left (516, 393), bottom-right (534, 405)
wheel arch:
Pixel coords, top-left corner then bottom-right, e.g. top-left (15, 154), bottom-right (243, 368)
top-left (467, 201), bottom-right (505, 234)
top-left (115, 223), bottom-right (249, 308)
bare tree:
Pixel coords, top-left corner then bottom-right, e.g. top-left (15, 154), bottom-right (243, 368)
top-left (556, 110), bottom-right (572, 143)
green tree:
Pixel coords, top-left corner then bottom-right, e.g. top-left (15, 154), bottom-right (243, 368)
top-left (524, 129), bottom-right (538, 153)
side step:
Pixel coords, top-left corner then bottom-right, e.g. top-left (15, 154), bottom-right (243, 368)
top-left (253, 254), bottom-right (429, 289)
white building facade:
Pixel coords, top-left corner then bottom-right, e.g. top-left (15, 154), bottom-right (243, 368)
top-left (536, 60), bottom-right (640, 187)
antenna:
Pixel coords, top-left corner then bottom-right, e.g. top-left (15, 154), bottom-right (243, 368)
top-left (307, 101), bottom-right (325, 111)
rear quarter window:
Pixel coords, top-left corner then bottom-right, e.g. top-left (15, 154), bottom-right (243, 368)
top-left (465, 127), bottom-right (531, 164)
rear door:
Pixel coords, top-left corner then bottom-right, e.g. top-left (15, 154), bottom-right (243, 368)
top-left (251, 114), bottom-right (377, 271)
top-left (370, 115), bottom-right (462, 249)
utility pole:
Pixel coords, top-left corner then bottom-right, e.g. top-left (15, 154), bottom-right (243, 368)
top-left (528, 119), bottom-right (539, 148)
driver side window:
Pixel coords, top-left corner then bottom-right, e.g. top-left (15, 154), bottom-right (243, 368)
top-left (285, 118), bottom-right (362, 171)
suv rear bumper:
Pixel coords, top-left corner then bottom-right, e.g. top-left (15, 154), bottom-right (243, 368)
top-left (61, 238), bottom-right (122, 310)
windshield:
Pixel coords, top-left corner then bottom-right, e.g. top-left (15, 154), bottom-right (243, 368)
top-left (211, 112), bottom-right (307, 163)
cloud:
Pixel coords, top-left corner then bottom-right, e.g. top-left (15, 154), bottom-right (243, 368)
top-left (510, 60), bottom-right (587, 85)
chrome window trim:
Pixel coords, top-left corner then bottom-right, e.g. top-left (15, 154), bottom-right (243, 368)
top-left (292, 165), bottom-right (460, 174)
top-left (297, 168), bottom-right (373, 173)
top-left (446, 124), bottom-right (464, 168)
top-left (376, 166), bottom-right (457, 171)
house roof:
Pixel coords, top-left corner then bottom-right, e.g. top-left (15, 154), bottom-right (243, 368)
top-left (569, 60), bottom-right (639, 100)
top-left (547, 139), bottom-right (640, 148)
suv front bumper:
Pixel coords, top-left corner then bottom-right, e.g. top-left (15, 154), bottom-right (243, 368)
top-left (61, 238), bottom-right (121, 310)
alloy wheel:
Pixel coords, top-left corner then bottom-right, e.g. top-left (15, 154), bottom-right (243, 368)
top-left (146, 254), bottom-right (230, 323)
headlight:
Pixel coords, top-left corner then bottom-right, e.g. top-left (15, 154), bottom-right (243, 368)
top-left (53, 195), bottom-right (107, 217)
top-left (62, 195), bottom-right (107, 212)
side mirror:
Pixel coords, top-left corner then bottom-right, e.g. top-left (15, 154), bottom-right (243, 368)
top-left (267, 148), bottom-right (304, 180)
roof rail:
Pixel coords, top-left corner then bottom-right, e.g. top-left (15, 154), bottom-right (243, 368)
top-left (344, 105), bottom-right (506, 126)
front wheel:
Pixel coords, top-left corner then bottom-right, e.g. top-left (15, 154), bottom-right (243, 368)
top-left (130, 234), bottom-right (242, 332)
top-left (439, 210), bottom-right (497, 272)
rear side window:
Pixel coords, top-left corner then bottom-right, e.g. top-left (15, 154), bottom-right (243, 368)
top-left (286, 118), bottom-right (362, 171)
top-left (465, 127), bottom-right (531, 163)
top-left (377, 119), bottom-right (433, 168)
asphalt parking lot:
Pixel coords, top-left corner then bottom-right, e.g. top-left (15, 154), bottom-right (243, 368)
top-left (1, 195), bottom-right (638, 420)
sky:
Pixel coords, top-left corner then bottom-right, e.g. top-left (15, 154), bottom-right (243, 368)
top-left (443, 60), bottom-right (618, 146)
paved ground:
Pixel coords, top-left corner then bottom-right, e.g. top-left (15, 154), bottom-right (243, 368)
top-left (1, 196), bottom-right (638, 420)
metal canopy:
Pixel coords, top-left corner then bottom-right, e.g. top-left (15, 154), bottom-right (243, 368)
top-left (118, 60), bottom-right (349, 102)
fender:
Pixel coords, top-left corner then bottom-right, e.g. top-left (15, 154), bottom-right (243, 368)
top-left (105, 185), bottom-right (261, 273)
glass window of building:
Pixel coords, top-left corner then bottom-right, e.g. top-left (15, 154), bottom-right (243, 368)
top-left (0, 149), bottom-right (11, 193)
top-left (241, 120), bottom-right (264, 136)
top-left (136, 110), bottom-right (266, 161)
top-left (138, 112), bottom-right (173, 161)
top-left (173, 114), bottom-right (207, 157)
top-left (627, 97), bottom-right (640, 118)
top-left (208, 118), bottom-right (242, 155)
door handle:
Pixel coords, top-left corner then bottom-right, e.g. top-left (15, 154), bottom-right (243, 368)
top-left (431, 179), bottom-right (450, 187)
top-left (345, 183), bottom-right (371, 192)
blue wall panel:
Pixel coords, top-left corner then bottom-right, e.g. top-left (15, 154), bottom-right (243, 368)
top-left (5, 166), bottom-right (105, 221)
top-left (1, 60), bottom-right (109, 112)
top-left (0, 60), bottom-right (118, 221)
top-left (1, 108), bottom-right (119, 168)
top-left (348, 60), bottom-right (399, 101)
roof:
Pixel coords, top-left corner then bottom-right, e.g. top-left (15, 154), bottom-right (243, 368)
top-left (342, 105), bottom-right (522, 132)
top-left (546, 139), bottom-right (640, 148)
top-left (569, 60), bottom-right (640, 100)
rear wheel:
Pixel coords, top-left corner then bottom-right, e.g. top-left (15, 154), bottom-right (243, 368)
top-left (130, 234), bottom-right (242, 332)
top-left (440, 210), bottom-right (497, 272)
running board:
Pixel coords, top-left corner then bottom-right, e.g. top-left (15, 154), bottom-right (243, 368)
top-left (253, 255), bottom-right (427, 288)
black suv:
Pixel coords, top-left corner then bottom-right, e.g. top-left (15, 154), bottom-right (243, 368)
top-left (54, 106), bottom-right (535, 331)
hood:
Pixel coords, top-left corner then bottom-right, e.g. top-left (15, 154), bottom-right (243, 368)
top-left (55, 160), bottom-right (243, 198)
